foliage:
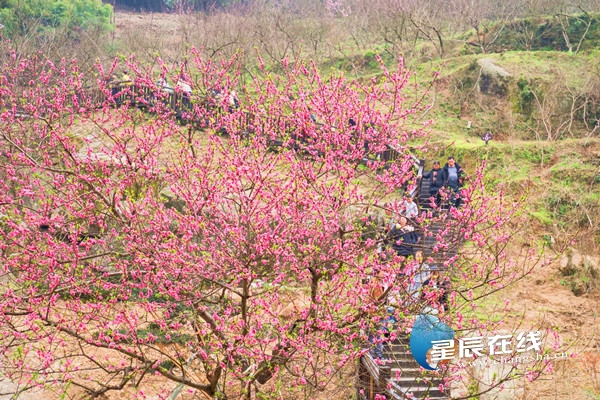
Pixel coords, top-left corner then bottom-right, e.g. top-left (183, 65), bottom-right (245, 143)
top-left (0, 0), bottom-right (113, 40)
top-left (471, 13), bottom-right (600, 54)
top-left (517, 76), bottom-right (534, 116)
top-left (116, 0), bottom-right (240, 12)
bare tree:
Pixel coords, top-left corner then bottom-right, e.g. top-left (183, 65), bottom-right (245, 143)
top-left (449, 0), bottom-right (522, 54)
top-left (525, 69), bottom-right (598, 141)
top-left (555, 10), bottom-right (593, 54)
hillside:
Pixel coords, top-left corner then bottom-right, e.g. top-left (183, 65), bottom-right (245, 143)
top-left (107, 13), bottom-right (600, 240)
top-left (413, 51), bottom-right (600, 250)
top-left (1, 6), bottom-right (599, 399)
top-left (108, 13), bottom-right (600, 399)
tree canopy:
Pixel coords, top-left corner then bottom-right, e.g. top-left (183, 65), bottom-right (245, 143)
top-left (0, 0), bottom-right (113, 40)
top-left (0, 49), bottom-right (554, 399)
top-left (112, 0), bottom-right (237, 12)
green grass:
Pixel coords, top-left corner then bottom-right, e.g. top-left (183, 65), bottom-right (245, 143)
top-left (529, 210), bottom-right (554, 226)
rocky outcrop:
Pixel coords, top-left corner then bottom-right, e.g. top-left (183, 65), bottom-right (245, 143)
top-left (559, 248), bottom-right (599, 296)
top-left (476, 58), bottom-right (512, 97)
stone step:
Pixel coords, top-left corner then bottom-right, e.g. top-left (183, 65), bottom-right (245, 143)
top-left (389, 369), bottom-right (443, 382)
top-left (382, 356), bottom-right (416, 362)
top-left (384, 360), bottom-right (422, 371)
top-left (383, 343), bottom-right (410, 352)
top-left (388, 367), bottom-right (434, 378)
top-left (357, 161), bottom-right (455, 400)
top-left (389, 384), bottom-right (448, 400)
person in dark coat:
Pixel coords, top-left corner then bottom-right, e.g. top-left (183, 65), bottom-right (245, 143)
top-left (386, 216), bottom-right (420, 257)
top-left (441, 156), bottom-right (465, 208)
top-left (421, 160), bottom-right (444, 206)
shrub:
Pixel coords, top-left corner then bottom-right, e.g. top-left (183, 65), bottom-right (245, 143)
top-left (0, 0), bottom-right (113, 40)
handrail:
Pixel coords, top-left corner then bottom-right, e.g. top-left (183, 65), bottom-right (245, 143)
top-left (95, 84), bottom-right (421, 170)
top-left (407, 157), bottom-right (424, 199)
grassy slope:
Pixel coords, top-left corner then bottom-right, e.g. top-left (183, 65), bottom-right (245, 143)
top-left (410, 51), bottom-right (600, 399)
top-left (51, 11), bottom-right (599, 400)
top-left (108, 10), bottom-right (599, 248)
top-left (395, 50), bottom-right (600, 249)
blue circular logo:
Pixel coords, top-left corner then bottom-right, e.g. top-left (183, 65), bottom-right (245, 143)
top-left (409, 314), bottom-right (455, 370)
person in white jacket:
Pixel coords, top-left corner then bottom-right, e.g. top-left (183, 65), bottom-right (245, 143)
top-left (402, 196), bottom-right (418, 219)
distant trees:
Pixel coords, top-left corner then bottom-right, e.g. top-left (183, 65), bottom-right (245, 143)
top-left (0, 0), bottom-right (113, 68)
top-left (0, 0), bottom-right (113, 39)
top-left (524, 68), bottom-right (600, 141)
top-left (63, 0), bottom-right (600, 77)
top-left (113, 0), bottom-right (241, 12)
top-left (320, 0), bottom-right (600, 57)
top-left (113, 0), bottom-right (165, 11)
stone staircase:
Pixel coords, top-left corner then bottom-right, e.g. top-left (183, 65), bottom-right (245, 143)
top-left (417, 161), bottom-right (459, 268)
top-left (357, 160), bottom-right (459, 400)
top-left (385, 338), bottom-right (449, 400)
top-left (357, 338), bottom-right (449, 400)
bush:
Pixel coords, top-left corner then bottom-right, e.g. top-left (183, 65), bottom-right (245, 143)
top-left (0, 0), bottom-right (113, 40)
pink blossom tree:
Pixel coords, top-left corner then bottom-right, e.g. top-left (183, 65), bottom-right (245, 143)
top-left (0, 50), bottom-right (558, 399)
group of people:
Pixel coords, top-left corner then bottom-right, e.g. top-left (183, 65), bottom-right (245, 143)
top-left (378, 195), bottom-right (420, 260)
top-left (383, 215), bottom-right (420, 258)
top-left (367, 249), bottom-right (450, 359)
top-left (421, 156), bottom-right (465, 208)
top-left (108, 70), bottom-right (242, 112)
top-left (365, 159), bottom-right (464, 359)
top-left (154, 74), bottom-right (241, 112)
top-left (108, 71), bottom-right (132, 96)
